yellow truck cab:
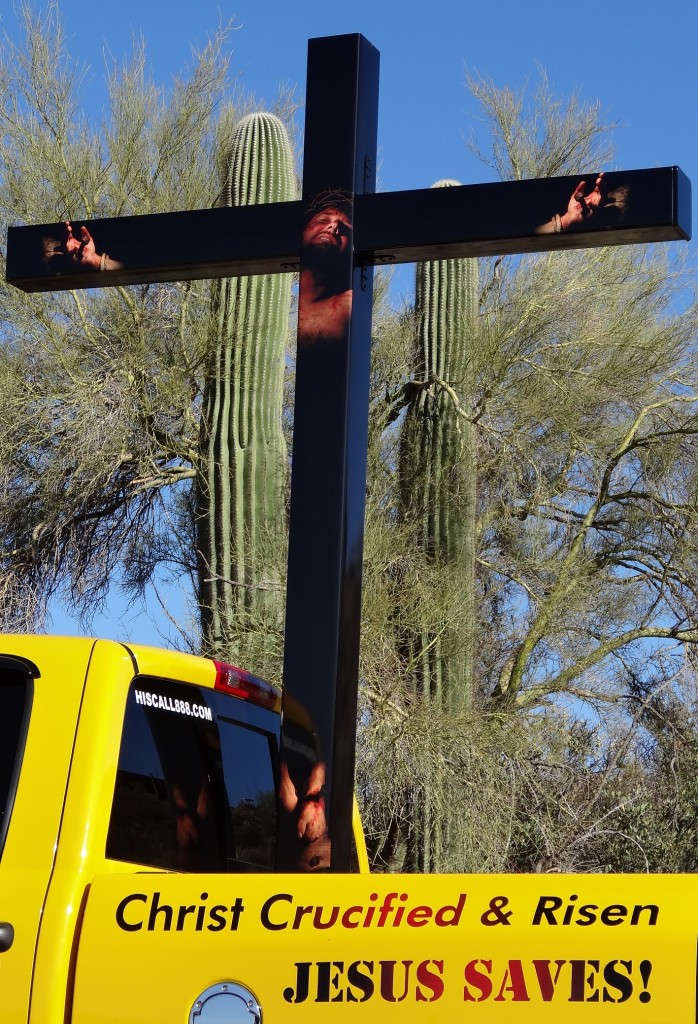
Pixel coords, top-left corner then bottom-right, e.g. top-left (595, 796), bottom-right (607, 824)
top-left (1, 635), bottom-right (367, 1023)
top-left (2, 635), bottom-right (696, 1023)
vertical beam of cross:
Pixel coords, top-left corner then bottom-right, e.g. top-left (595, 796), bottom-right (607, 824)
top-left (275, 35), bottom-right (379, 871)
top-left (3, 31), bottom-right (691, 875)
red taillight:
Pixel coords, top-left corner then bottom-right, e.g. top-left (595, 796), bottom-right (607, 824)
top-left (213, 660), bottom-right (281, 711)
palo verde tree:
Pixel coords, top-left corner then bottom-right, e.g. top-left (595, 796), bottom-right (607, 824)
top-left (3, 7), bottom-right (698, 873)
top-left (358, 75), bottom-right (698, 873)
top-left (0, 4), bottom-right (295, 657)
top-left (466, 69), bottom-right (698, 714)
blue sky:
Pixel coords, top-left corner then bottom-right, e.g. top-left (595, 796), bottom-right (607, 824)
top-left (4, 0), bottom-right (696, 644)
top-left (27, 0), bottom-right (698, 190)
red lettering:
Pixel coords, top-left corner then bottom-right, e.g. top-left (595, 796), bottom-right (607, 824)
top-left (341, 906), bottom-right (363, 928)
top-left (533, 959), bottom-right (566, 1001)
top-left (379, 961), bottom-right (413, 1003)
top-left (494, 961), bottom-right (530, 1002)
top-left (570, 959), bottom-right (601, 1002)
top-left (463, 959), bottom-right (493, 1002)
top-left (313, 905), bottom-right (339, 929)
top-left (434, 893), bottom-right (467, 926)
top-left (406, 905), bottom-right (432, 927)
top-left (416, 960), bottom-right (445, 1002)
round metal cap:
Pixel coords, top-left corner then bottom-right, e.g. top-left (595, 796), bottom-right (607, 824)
top-left (189, 982), bottom-right (261, 1024)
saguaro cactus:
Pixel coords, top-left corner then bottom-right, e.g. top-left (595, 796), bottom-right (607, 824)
top-left (397, 179), bottom-right (479, 870)
top-left (197, 113), bottom-right (296, 671)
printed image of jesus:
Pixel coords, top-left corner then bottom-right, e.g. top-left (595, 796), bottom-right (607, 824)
top-left (297, 191), bottom-right (353, 345)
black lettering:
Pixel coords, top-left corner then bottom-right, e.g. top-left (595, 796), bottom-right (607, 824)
top-left (147, 891), bottom-right (173, 931)
top-left (176, 904), bottom-right (196, 930)
top-left (576, 904), bottom-right (598, 925)
top-left (600, 904), bottom-right (627, 926)
top-left (316, 961), bottom-right (344, 1003)
top-left (603, 960), bottom-right (633, 1003)
top-left (329, 962), bottom-right (345, 1003)
top-left (638, 959), bottom-right (653, 1002)
top-left (293, 904), bottom-right (314, 929)
top-left (533, 896), bottom-right (562, 924)
top-left (229, 896), bottom-right (245, 930)
top-left (116, 893), bottom-right (146, 932)
top-left (562, 895), bottom-right (578, 925)
top-left (631, 904), bottom-right (659, 925)
top-left (283, 962), bottom-right (311, 1004)
top-left (207, 905), bottom-right (228, 932)
top-left (346, 961), bottom-right (374, 1002)
top-left (195, 894), bottom-right (209, 931)
top-left (261, 893), bottom-right (292, 930)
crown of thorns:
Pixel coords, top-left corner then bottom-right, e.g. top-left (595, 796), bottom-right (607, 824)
top-left (303, 189), bottom-right (352, 223)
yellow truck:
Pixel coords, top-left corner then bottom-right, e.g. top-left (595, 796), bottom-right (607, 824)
top-left (2, 634), bottom-right (696, 1023)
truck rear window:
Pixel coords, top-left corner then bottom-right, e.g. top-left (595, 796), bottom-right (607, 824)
top-left (107, 677), bottom-right (279, 872)
top-left (0, 662), bottom-right (33, 859)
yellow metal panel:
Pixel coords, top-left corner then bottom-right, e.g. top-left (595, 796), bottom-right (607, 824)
top-left (0, 634), bottom-right (392, 1024)
top-left (27, 639), bottom-right (135, 1024)
top-left (126, 643), bottom-right (218, 690)
top-left (73, 872), bottom-right (697, 1023)
top-left (0, 635), bottom-right (95, 1024)
top-left (28, 639), bottom-right (218, 1024)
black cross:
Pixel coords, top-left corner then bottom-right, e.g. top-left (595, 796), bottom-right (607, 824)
top-left (6, 34), bottom-right (691, 873)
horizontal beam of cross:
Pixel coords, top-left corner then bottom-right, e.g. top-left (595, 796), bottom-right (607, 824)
top-left (4, 26), bottom-right (693, 875)
top-left (6, 166), bottom-right (690, 292)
